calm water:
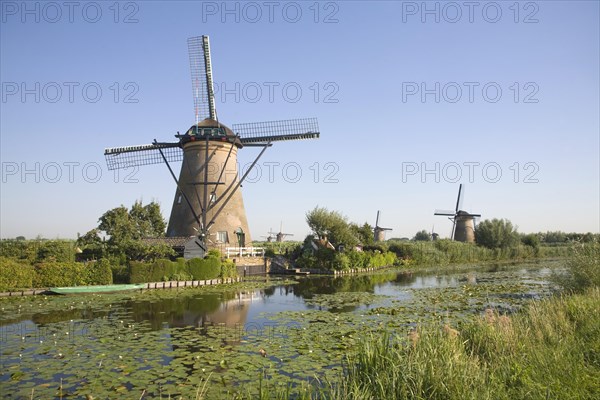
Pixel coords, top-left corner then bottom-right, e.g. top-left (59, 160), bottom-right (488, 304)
top-left (0, 261), bottom-right (562, 398)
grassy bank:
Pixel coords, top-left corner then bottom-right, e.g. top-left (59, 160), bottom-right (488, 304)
top-left (251, 288), bottom-right (599, 400)
top-left (335, 288), bottom-right (600, 400)
top-left (388, 240), bottom-right (572, 267)
top-left (251, 242), bottom-right (600, 400)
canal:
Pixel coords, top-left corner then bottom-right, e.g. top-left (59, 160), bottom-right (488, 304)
top-left (0, 260), bottom-right (562, 399)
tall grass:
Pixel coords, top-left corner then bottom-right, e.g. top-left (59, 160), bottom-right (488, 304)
top-left (336, 289), bottom-right (600, 399)
top-left (553, 241), bottom-right (600, 293)
top-left (389, 240), bottom-right (572, 267)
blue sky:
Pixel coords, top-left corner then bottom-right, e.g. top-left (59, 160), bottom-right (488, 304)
top-left (1, 0), bottom-right (599, 240)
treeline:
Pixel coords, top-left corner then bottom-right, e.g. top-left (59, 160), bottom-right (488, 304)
top-left (535, 231), bottom-right (598, 244)
top-left (386, 240), bottom-right (571, 266)
top-left (0, 201), bottom-right (237, 291)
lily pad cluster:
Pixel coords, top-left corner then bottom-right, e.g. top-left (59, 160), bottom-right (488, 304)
top-left (0, 261), bottom-right (562, 398)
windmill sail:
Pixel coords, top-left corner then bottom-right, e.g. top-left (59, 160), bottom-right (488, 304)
top-left (234, 118), bottom-right (319, 144)
top-left (456, 184), bottom-right (464, 212)
top-left (188, 36), bottom-right (216, 123)
top-left (104, 143), bottom-right (182, 170)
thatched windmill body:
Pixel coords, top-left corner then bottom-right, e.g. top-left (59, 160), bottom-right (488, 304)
top-left (104, 36), bottom-right (319, 257)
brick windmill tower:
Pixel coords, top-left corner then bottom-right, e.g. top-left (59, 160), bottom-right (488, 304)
top-left (104, 36), bottom-right (320, 256)
top-left (434, 184), bottom-right (481, 242)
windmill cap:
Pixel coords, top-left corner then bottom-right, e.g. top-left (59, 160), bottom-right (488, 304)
top-left (182, 118), bottom-right (242, 147)
top-left (456, 210), bottom-right (479, 217)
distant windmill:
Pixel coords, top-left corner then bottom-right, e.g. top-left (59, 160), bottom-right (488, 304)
top-left (431, 225), bottom-right (439, 241)
top-left (269, 222), bottom-right (294, 242)
top-left (104, 36), bottom-right (319, 258)
top-left (373, 211), bottom-right (392, 242)
top-left (434, 184), bottom-right (481, 242)
top-left (261, 231), bottom-right (275, 242)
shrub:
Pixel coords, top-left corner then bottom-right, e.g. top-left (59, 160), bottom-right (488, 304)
top-left (264, 248), bottom-right (276, 257)
top-left (130, 259), bottom-right (171, 283)
top-left (347, 250), bottom-right (369, 269)
top-left (388, 242), bottom-right (415, 259)
top-left (221, 258), bottom-right (237, 278)
top-left (122, 241), bottom-right (176, 262)
top-left (333, 253), bottom-right (350, 270)
top-left (475, 219), bottom-right (520, 249)
top-left (0, 240), bottom-right (37, 262)
top-left (111, 263), bottom-right (130, 284)
top-left (33, 261), bottom-right (88, 287)
top-left (85, 259), bottom-right (113, 285)
top-left (207, 249), bottom-right (221, 258)
top-left (36, 241), bottom-right (74, 262)
top-left (553, 241), bottom-right (600, 293)
top-left (187, 256), bottom-right (221, 280)
top-left (0, 257), bottom-right (35, 291)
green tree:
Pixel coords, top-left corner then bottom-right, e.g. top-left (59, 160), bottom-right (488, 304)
top-left (350, 222), bottom-right (375, 246)
top-left (77, 228), bottom-right (103, 247)
top-left (475, 219), bottom-right (520, 249)
top-left (306, 207), bottom-right (359, 248)
top-left (413, 230), bottom-right (431, 241)
top-left (542, 231), bottom-right (567, 243)
top-left (521, 233), bottom-right (540, 248)
top-left (98, 201), bottom-right (166, 244)
top-left (98, 206), bottom-right (132, 243)
top-left (37, 241), bottom-right (74, 262)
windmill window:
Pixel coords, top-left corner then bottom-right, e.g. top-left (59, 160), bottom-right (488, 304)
top-left (177, 195), bottom-right (182, 204)
top-left (217, 231), bottom-right (229, 243)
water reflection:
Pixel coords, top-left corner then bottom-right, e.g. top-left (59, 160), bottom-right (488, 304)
top-left (0, 262), bottom-right (558, 334)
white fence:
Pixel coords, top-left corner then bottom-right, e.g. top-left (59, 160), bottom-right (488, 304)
top-left (225, 247), bottom-right (265, 258)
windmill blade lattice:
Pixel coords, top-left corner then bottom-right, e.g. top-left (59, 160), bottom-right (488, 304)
top-left (434, 209), bottom-right (456, 216)
top-left (104, 143), bottom-right (182, 170)
top-left (188, 36), bottom-right (216, 123)
top-left (456, 184), bottom-right (464, 212)
top-left (234, 118), bottom-right (319, 144)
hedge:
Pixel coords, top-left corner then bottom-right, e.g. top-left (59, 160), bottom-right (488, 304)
top-left (0, 257), bottom-right (35, 291)
top-left (220, 258), bottom-right (237, 278)
top-left (86, 259), bottom-right (113, 285)
top-left (129, 255), bottom-right (236, 283)
top-left (129, 259), bottom-right (179, 283)
top-left (0, 253), bottom-right (236, 289)
top-left (187, 256), bottom-right (220, 280)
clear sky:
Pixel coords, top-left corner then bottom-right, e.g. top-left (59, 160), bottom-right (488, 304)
top-left (1, 0), bottom-right (599, 240)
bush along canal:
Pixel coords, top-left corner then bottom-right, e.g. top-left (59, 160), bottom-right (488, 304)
top-left (0, 260), bottom-right (568, 398)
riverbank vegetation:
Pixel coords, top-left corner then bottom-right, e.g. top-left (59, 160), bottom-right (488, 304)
top-left (333, 288), bottom-right (600, 400)
top-left (0, 201), bottom-right (236, 291)
top-left (1, 245), bottom-right (597, 399)
top-left (329, 241), bottom-right (600, 400)
top-left (258, 207), bottom-right (577, 273)
top-left (252, 242), bottom-right (600, 400)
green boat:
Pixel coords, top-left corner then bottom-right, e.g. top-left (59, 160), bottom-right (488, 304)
top-left (49, 284), bottom-right (146, 295)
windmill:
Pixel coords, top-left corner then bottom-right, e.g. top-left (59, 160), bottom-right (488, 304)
top-left (431, 225), bottom-right (439, 241)
top-left (434, 184), bottom-right (481, 243)
top-left (261, 231), bottom-right (275, 242)
top-left (104, 36), bottom-right (319, 258)
top-left (269, 222), bottom-right (293, 242)
top-left (373, 211), bottom-right (392, 242)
